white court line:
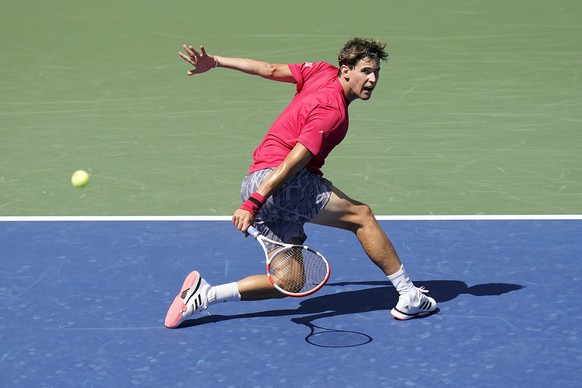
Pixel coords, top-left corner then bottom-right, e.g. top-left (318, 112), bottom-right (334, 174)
top-left (0, 215), bottom-right (581, 222)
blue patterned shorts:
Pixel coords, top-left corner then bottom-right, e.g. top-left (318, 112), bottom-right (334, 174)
top-left (241, 168), bottom-right (332, 249)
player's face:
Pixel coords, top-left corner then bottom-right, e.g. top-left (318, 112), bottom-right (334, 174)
top-left (342, 57), bottom-right (381, 102)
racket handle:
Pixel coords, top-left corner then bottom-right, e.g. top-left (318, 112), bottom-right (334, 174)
top-left (246, 225), bottom-right (260, 238)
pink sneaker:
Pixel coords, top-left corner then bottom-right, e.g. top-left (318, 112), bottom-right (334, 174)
top-left (164, 271), bottom-right (210, 328)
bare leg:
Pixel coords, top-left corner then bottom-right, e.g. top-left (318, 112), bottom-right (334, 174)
top-left (236, 274), bottom-right (286, 300)
top-left (310, 186), bottom-right (402, 276)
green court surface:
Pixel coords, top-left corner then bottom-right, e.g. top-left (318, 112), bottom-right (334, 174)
top-left (1, 0), bottom-right (581, 216)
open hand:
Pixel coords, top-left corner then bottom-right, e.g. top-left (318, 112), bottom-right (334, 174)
top-left (178, 45), bottom-right (218, 76)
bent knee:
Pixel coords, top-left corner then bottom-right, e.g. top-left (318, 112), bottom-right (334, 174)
top-left (346, 202), bottom-right (376, 231)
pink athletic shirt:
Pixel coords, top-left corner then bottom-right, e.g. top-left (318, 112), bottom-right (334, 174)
top-left (248, 61), bottom-right (349, 176)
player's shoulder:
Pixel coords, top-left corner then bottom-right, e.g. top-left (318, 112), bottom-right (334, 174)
top-left (291, 61), bottom-right (338, 92)
top-left (291, 61), bottom-right (336, 77)
top-left (299, 61), bottom-right (337, 73)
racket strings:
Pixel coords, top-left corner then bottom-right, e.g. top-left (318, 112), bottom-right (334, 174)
top-left (269, 247), bottom-right (327, 294)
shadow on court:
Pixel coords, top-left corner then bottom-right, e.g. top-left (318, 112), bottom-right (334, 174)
top-left (179, 280), bottom-right (524, 329)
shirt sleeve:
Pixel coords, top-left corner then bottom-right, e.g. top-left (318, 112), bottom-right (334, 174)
top-left (288, 62), bottom-right (327, 93)
top-left (288, 63), bottom-right (305, 91)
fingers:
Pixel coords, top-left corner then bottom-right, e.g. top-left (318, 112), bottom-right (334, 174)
top-left (179, 44), bottom-right (214, 76)
top-left (178, 51), bottom-right (192, 64)
top-left (178, 45), bottom-right (199, 75)
top-left (232, 209), bottom-right (254, 234)
top-left (179, 45), bottom-right (199, 63)
top-left (178, 50), bottom-right (195, 68)
top-left (182, 44), bottom-right (199, 57)
top-left (180, 44), bottom-right (204, 60)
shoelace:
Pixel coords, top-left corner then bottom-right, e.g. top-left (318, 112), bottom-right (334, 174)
top-left (417, 286), bottom-right (429, 294)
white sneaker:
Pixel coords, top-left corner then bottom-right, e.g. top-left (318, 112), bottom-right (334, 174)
top-left (165, 271), bottom-right (210, 328)
top-left (391, 287), bottom-right (437, 320)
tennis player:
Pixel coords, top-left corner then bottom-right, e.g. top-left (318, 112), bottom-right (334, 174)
top-left (165, 38), bottom-right (437, 328)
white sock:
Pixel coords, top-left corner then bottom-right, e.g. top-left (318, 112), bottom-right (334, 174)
top-left (207, 282), bottom-right (241, 305)
top-left (387, 265), bottom-right (416, 296)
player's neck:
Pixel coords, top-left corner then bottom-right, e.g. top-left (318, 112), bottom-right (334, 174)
top-left (338, 77), bottom-right (357, 105)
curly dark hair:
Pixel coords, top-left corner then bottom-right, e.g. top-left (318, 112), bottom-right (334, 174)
top-left (338, 38), bottom-right (389, 69)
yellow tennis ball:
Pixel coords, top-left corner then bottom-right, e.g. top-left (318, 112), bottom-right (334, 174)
top-left (71, 170), bottom-right (90, 188)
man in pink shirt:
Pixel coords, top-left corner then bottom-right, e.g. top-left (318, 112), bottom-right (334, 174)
top-left (248, 60), bottom-right (348, 176)
top-left (165, 38), bottom-right (437, 328)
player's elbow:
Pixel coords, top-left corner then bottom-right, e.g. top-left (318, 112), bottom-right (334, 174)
top-left (261, 62), bottom-right (278, 78)
top-left (261, 62), bottom-right (294, 82)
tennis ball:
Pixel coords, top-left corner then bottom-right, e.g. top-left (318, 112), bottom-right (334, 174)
top-left (71, 170), bottom-right (90, 188)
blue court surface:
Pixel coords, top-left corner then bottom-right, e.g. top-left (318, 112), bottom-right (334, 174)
top-left (0, 218), bottom-right (580, 387)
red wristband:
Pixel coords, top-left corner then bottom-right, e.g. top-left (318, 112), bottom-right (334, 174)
top-left (240, 192), bottom-right (266, 216)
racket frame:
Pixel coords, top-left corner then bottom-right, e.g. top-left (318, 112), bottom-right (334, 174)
top-left (247, 225), bottom-right (330, 297)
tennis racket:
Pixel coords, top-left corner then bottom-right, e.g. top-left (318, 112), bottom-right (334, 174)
top-left (246, 225), bottom-right (330, 297)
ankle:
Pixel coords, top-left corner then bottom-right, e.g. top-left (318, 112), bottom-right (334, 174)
top-left (209, 282), bottom-right (241, 305)
top-left (387, 265), bottom-right (416, 295)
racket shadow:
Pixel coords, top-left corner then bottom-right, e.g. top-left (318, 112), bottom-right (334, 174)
top-left (291, 315), bottom-right (373, 348)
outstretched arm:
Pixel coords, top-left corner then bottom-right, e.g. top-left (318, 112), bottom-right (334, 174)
top-left (179, 44), bottom-right (296, 83)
